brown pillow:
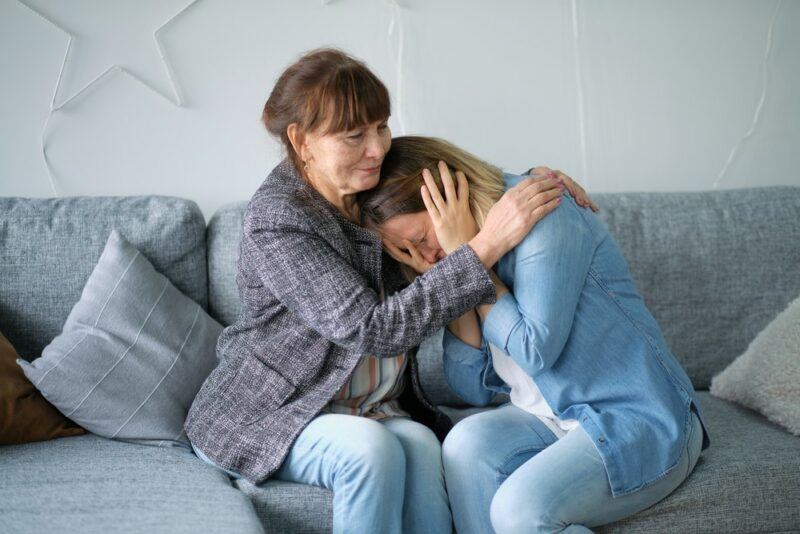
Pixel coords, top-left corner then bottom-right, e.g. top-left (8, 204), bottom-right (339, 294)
top-left (0, 330), bottom-right (86, 445)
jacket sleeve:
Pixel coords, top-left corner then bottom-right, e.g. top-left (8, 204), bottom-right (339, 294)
top-left (243, 210), bottom-right (496, 358)
top-left (442, 328), bottom-right (495, 407)
top-left (481, 196), bottom-right (596, 378)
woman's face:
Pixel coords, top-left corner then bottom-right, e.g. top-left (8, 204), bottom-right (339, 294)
top-left (303, 119), bottom-right (391, 196)
top-left (379, 211), bottom-right (445, 265)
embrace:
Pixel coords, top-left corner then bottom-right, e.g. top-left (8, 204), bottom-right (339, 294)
top-left (185, 48), bottom-right (709, 534)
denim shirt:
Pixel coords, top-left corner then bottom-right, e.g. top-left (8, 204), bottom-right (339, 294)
top-left (443, 173), bottom-right (710, 497)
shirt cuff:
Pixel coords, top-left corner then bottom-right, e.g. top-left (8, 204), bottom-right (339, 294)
top-left (482, 292), bottom-right (520, 352)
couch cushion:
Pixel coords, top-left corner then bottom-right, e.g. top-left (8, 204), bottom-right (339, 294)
top-left (206, 201), bottom-right (247, 325)
top-left (593, 187), bottom-right (800, 389)
top-left (0, 434), bottom-right (263, 534)
top-left (235, 479), bottom-right (332, 534)
top-left (18, 231), bottom-right (222, 448)
top-left (0, 197), bottom-right (208, 362)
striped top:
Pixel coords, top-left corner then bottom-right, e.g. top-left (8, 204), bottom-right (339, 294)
top-left (326, 352), bottom-right (409, 419)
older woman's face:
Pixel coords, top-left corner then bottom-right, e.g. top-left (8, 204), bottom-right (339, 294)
top-left (304, 119), bottom-right (391, 196)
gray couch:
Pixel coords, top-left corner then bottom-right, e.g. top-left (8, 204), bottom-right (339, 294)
top-left (2, 187), bottom-right (799, 533)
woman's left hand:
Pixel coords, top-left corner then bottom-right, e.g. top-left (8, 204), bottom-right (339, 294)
top-left (529, 166), bottom-right (599, 212)
top-left (383, 240), bottom-right (433, 274)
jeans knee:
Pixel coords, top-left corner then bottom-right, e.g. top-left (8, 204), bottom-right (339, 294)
top-left (490, 481), bottom-right (555, 533)
top-left (442, 416), bottom-right (487, 466)
top-left (344, 422), bottom-right (406, 482)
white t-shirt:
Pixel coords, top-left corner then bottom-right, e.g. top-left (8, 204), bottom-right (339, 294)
top-left (489, 343), bottom-right (579, 439)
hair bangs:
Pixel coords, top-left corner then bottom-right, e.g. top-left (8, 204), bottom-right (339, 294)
top-left (317, 66), bottom-right (390, 134)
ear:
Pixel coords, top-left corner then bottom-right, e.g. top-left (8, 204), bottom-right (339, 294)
top-left (286, 123), bottom-right (309, 162)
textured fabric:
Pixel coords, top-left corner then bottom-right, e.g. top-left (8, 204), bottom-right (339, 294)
top-left (0, 434), bottom-right (263, 534)
top-left (185, 160), bottom-right (496, 484)
top-left (443, 181), bottom-right (708, 497)
top-left (18, 231), bottom-right (222, 448)
top-left (235, 479), bottom-right (333, 534)
top-left (710, 292), bottom-right (800, 435)
top-left (593, 187), bottom-right (800, 389)
top-left (0, 196), bottom-right (208, 362)
top-left (0, 330), bottom-right (85, 445)
top-left (206, 202), bottom-right (247, 326)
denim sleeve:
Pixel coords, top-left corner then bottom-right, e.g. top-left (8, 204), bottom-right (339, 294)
top-left (442, 328), bottom-right (495, 407)
top-left (482, 197), bottom-right (596, 378)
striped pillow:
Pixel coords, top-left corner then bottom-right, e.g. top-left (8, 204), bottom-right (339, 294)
top-left (17, 230), bottom-right (222, 448)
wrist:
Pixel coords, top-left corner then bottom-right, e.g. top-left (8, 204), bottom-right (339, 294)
top-left (468, 233), bottom-right (502, 269)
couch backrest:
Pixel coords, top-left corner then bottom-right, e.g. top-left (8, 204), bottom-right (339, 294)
top-left (208, 186), bottom-right (800, 400)
top-left (0, 196), bottom-right (207, 361)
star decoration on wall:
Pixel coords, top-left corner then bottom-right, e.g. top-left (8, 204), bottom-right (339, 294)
top-left (15, 0), bottom-right (201, 195)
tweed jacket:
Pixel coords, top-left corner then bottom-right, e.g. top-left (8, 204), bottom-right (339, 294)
top-left (184, 160), bottom-right (496, 484)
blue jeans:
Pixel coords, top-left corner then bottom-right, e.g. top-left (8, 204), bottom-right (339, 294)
top-left (443, 403), bottom-right (704, 533)
top-left (192, 413), bottom-right (451, 534)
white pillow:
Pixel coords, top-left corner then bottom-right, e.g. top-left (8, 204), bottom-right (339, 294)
top-left (710, 293), bottom-right (800, 435)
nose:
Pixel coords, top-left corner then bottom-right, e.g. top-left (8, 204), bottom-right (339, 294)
top-left (364, 132), bottom-right (386, 160)
top-left (420, 247), bottom-right (439, 264)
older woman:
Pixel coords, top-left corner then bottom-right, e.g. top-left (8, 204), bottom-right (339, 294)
top-left (184, 49), bottom-right (580, 534)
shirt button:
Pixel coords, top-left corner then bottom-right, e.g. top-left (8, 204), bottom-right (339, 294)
top-left (598, 437), bottom-right (606, 444)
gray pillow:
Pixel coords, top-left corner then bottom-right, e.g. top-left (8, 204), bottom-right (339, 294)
top-left (17, 230), bottom-right (222, 448)
top-left (710, 293), bottom-right (800, 436)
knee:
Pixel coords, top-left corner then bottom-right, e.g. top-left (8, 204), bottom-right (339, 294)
top-left (442, 415), bottom-right (490, 466)
top-left (490, 480), bottom-right (555, 533)
top-left (343, 421), bottom-right (405, 481)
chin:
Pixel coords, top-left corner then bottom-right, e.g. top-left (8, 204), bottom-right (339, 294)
top-left (359, 173), bottom-right (381, 191)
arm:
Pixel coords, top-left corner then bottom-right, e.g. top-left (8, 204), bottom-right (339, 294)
top-left (244, 211), bottom-right (495, 358)
top-left (479, 200), bottom-right (596, 377)
top-left (442, 327), bottom-right (495, 407)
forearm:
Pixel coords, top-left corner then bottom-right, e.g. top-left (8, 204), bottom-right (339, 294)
top-left (447, 309), bottom-right (482, 349)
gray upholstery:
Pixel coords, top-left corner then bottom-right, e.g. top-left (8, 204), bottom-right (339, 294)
top-left (0, 196), bottom-right (208, 362)
top-left (206, 201), bottom-right (247, 326)
top-left (592, 187), bottom-right (800, 389)
top-left (231, 392), bottom-right (800, 534)
top-left (0, 434), bottom-right (263, 534)
top-left (235, 479), bottom-right (333, 534)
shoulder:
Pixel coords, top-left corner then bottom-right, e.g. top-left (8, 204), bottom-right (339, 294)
top-left (244, 161), bottom-right (332, 234)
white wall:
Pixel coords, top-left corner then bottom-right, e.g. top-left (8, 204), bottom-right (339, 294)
top-left (2, 0), bottom-right (798, 220)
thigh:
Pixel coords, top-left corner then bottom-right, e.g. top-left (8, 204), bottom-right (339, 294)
top-left (273, 413), bottom-right (401, 490)
top-left (493, 411), bottom-right (704, 530)
top-left (444, 403), bottom-right (559, 480)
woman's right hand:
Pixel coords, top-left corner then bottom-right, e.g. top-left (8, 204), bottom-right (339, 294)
top-left (469, 177), bottom-right (563, 268)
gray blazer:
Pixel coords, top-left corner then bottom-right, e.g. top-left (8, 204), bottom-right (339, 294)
top-left (185, 160), bottom-right (496, 484)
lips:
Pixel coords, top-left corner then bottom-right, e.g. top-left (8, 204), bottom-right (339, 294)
top-left (360, 164), bottom-right (381, 173)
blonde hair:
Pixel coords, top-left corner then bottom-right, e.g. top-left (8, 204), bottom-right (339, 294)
top-left (359, 136), bottom-right (505, 232)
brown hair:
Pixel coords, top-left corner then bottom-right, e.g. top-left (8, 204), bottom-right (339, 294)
top-left (262, 48), bottom-right (391, 171)
top-left (360, 136), bottom-right (506, 232)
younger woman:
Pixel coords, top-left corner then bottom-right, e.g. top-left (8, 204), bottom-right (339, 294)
top-left (360, 136), bottom-right (710, 533)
